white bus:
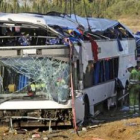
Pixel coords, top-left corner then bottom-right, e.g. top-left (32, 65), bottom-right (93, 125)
top-left (0, 13), bottom-right (136, 129)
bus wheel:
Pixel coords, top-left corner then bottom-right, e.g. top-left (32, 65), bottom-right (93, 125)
top-left (117, 82), bottom-right (129, 107)
top-left (84, 95), bottom-right (90, 120)
top-left (117, 89), bottom-right (124, 107)
top-left (124, 82), bottom-right (129, 106)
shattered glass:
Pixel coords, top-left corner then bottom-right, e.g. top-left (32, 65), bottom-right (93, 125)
top-left (0, 57), bottom-right (70, 103)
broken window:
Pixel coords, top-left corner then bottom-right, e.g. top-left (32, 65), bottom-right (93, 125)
top-left (0, 20), bottom-right (72, 103)
top-left (90, 24), bottom-right (134, 40)
top-left (0, 57), bottom-right (70, 103)
top-left (0, 22), bottom-right (62, 46)
top-left (83, 57), bottom-right (119, 88)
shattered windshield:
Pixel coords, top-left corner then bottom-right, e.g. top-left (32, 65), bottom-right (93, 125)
top-left (0, 18), bottom-right (73, 103)
top-left (0, 56), bottom-right (70, 103)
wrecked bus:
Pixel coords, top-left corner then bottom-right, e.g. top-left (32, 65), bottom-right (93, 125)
top-left (0, 13), bottom-right (137, 129)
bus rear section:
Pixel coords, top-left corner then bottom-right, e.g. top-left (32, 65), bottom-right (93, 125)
top-left (0, 14), bottom-right (73, 128)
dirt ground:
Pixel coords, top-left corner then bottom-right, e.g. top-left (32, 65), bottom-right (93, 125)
top-left (1, 117), bottom-right (140, 140)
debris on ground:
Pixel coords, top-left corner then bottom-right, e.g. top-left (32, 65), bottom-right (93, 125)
top-left (120, 106), bottom-right (129, 111)
top-left (82, 127), bottom-right (87, 132)
top-left (31, 133), bottom-right (41, 138)
top-left (15, 129), bottom-right (27, 134)
top-left (46, 134), bottom-right (70, 139)
top-left (1, 117), bottom-right (140, 140)
top-left (88, 124), bottom-right (102, 129)
top-left (92, 138), bottom-right (105, 140)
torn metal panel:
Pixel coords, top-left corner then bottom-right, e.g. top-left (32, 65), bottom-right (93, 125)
top-left (70, 14), bottom-right (119, 32)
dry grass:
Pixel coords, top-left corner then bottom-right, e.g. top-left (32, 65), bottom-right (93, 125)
top-left (46, 117), bottom-right (140, 140)
top-left (118, 16), bottom-right (140, 33)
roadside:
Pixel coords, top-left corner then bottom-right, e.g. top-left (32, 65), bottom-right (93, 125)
top-left (1, 117), bottom-right (140, 140)
top-left (1, 107), bottom-right (140, 140)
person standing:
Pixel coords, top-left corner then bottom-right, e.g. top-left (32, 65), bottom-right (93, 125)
top-left (27, 82), bottom-right (36, 96)
top-left (127, 64), bottom-right (140, 115)
top-left (83, 60), bottom-right (94, 88)
top-left (135, 65), bottom-right (140, 112)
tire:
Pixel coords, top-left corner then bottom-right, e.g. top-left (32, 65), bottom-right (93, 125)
top-left (124, 81), bottom-right (129, 106)
top-left (84, 95), bottom-right (90, 120)
top-left (117, 89), bottom-right (124, 107)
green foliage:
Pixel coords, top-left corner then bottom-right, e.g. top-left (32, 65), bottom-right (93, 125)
top-left (1, 0), bottom-right (140, 19)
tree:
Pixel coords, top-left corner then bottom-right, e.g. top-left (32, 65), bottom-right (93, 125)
top-left (0, 0), bottom-right (3, 4)
top-left (11, 0), bottom-right (18, 13)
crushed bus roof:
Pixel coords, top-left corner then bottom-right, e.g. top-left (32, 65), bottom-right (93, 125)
top-left (19, 13), bottom-right (79, 29)
top-left (0, 13), bottom-right (47, 26)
